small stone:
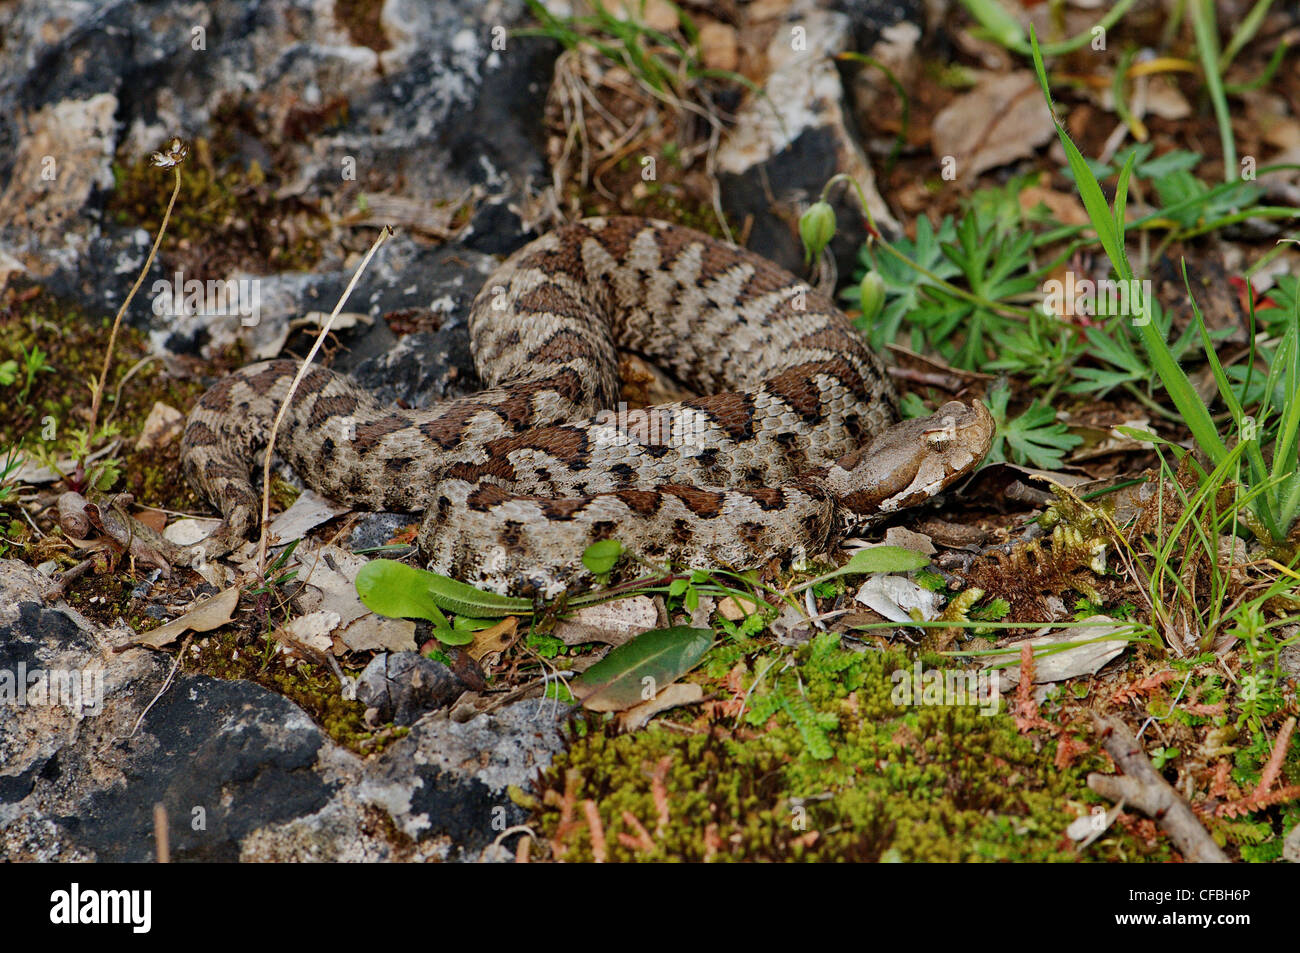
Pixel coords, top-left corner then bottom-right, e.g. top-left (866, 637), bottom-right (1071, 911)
top-left (134, 401), bottom-right (185, 451)
top-left (718, 595), bottom-right (759, 620)
top-left (698, 22), bottom-right (738, 73)
top-left (355, 651), bottom-right (465, 725)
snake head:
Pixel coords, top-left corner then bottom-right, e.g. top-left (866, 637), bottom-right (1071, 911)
top-left (830, 400), bottom-right (995, 517)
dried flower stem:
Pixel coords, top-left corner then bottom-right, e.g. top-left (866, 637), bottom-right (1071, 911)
top-left (85, 163), bottom-right (182, 458)
top-left (255, 226), bottom-right (394, 571)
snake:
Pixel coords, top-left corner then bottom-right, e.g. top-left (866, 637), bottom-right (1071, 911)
top-left (180, 217), bottom-right (994, 595)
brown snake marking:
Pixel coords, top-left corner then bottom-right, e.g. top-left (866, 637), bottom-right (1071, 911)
top-left (181, 217), bottom-right (994, 595)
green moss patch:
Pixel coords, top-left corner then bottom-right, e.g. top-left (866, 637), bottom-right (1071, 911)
top-left (532, 634), bottom-right (1172, 862)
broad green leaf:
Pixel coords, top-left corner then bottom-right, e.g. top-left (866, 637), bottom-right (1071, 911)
top-left (833, 546), bottom-right (931, 577)
top-left (582, 539), bottom-right (624, 575)
top-left (355, 559), bottom-right (532, 620)
top-left (356, 559), bottom-right (448, 623)
top-left (570, 626), bottom-right (713, 712)
top-left (433, 626), bottom-right (475, 646)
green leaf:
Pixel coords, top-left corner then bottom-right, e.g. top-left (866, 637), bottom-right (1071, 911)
top-left (570, 626), bottom-right (714, 712)
top-left (986, 382), bottom-right (1082, 470)
top-left (958, 0), bottom-right (1027, 48)
top-left (830, 546), bottom-right (931, 578)
top-left (355, 559), bottom-right (532, 620)
top-left (581, 538), bottom-right (624, 575)
top-left (433, 626), bottom-right (475, 646)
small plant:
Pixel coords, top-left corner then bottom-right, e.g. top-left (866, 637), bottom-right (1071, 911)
top-left (984, 381), bottom-right (1081, 470)
top-left (0, 344), bottom-right (51, 406)
top-left (32, 422), bottom-right (123, 494)
top-left (1029, 31), bottom-right (1300, 555)
top-left (518, 0), bottom-right (756, 109)
top-left (0, 447), bottom-right (26, 505)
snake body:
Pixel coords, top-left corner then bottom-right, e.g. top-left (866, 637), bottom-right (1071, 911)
top-left (181, 217), bottom-right (993, 594)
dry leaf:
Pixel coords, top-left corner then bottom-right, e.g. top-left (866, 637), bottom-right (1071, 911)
top-left (931, 71), bottom-right (1057, 181)
top-left (266, 490), bottom-right (350, 546)
top-left (278, 610), bottom-right (341, 662)
top-left (617, 683), bottom-right (705, 732)
top-left (135, 586), bottom-right (240, 649)
top-left (468, 616), bottom-right (519, 663)
top-left (553, 596), bottom-right (658, 647)
top-left (989, 616), bottom-right (1129, 689)
top-left (881, 526), bottom-right (936, 555)
top-left (295, 544), bottom-right (417, 654)
top-left (855, 575), bottom-right (941, 623)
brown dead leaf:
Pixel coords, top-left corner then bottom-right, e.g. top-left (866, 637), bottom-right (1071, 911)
top-left (1019, 185), bottom-right (1089, 226)
top-left (931, 71), bottom-right (1057, 181)
top-left (132, 508), bottom-right (167, 534)
top-left (277, 610), bottom-right (340, 664)
top-left (468, 616), bottom-right (519, 663)
top-left (134, 586), bottom-right (240, 650)
top-left (552, 596), bottom-right (659, 647)
top-left (617, 682), bottom-right (705, 732)
top-left (295, 544), bottom-right (416, 654)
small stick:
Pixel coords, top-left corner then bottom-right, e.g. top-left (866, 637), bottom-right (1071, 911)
top-left (255, 226), bottom-right (394, 572)
top-left (1087, 713), bottom-right (1230, 863)
top-left (87, 145), bottom-right (185, 453)
top-left (153, 803), bottom-right (170, 863)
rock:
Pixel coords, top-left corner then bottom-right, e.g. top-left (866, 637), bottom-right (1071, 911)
top-left (0, 0), bottom-right (557, 332)
top-left (58, 675), bottom-right (338, 863)
top-left (716, 0), bottom-right (899, 277)
top-left (840, 2), bottom-right (925, 148)
top-left (241, 697), bottom-right (569, 861)
top-left (0, 558), bottom-right (568, 862)
top-left (698, 22), bottom-right (740, 72)
top-left (356, 651), bottom-right (466, 726)
top-left (830, 0), bottom-right (926, 52)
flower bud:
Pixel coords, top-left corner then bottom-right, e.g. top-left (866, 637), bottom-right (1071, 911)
top-left (858, 270), bottom-right (886, 323)
top-left (799, 201), bottom-right (837, 265)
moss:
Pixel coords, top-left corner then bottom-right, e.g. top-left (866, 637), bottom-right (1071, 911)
top-left (531, 634), bottom-right (1172, 862)
top-left (570, 154), bottom-right (733, 240)
top-left (106, 122), bottom-right (326, 282)
top-left (0, 283), bottom-right (211, 513)
top-left (62, 565), bottom-right (168, 633)
top-left (187, 624), bottom-right (406, 755)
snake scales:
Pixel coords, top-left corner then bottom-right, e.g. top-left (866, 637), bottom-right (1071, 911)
top-left (181, 217), bottom-right (994, 595)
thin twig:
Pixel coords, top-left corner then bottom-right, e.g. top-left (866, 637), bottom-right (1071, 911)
top-left (86, 154), bottom-right (184, 453)
top-left (255, 226), bottom-right (394, 572)
top-left (1088, 713), bottom-right (1230, 863)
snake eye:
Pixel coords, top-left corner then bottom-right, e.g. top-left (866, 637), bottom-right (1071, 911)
top-left (923, 415), bottom-right (958, 450)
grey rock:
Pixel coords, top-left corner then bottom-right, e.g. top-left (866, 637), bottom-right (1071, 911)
top-left (0, 559), bottom-right (567, 862)
top-left (715, 0), bottom-right (899, 277)
top-left (0, 0), bottom-right (556, 331)
top-left (830, 0), bottom-right (925, 50)
top-left (356, 651), bottom-right (466, 726)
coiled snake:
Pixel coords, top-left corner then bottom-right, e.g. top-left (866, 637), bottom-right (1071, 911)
top-left (181, 217), bottom-right (993, 594)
